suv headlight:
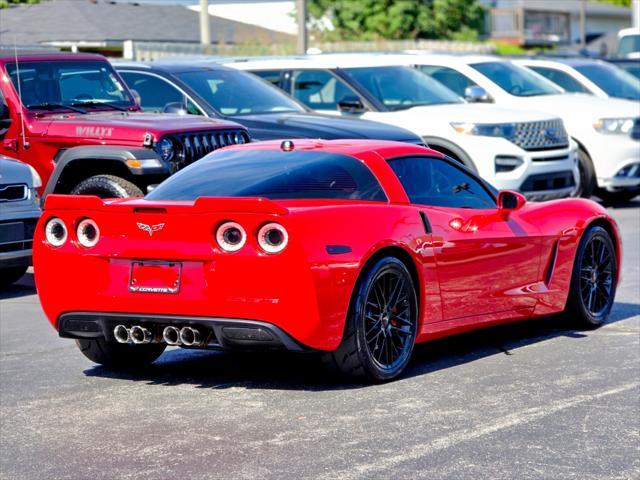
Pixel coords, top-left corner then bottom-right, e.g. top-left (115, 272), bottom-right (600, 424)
top-left (27, 165), bottom-right (42, 189)
top-left (451, 122), bottom-right (516, 139)
top-left (158, 137), bottom-right (175, 161)
top-left (593, 118), bottom-right (635, 135)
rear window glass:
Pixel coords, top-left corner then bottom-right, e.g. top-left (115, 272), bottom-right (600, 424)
top-left (146, 149), bottom-right (387, 202)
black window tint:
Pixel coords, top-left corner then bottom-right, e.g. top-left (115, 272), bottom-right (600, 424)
top-left (252, 70), bottom-right (284, 87)
top-left (147, 150), bottom-right (387, 202)
top-left (388, 156), bottom-right (495, 209)
top-left (418, 65), bottom-right (477, 97)
top-left (119, 72), bottom-right (184, 112)
top-left (291, 70), bottom-right (358, 110)
top-left (527, 66), bottom-right (588, 93)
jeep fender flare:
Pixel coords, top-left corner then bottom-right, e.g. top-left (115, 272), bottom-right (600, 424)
top-left (44, 145), bottom-right (169, 197)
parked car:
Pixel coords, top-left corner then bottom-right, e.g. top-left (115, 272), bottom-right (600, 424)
top-left (409, 54), bottom-right (640, 202)
top-left (606, 58), bottom-right (640, 80)
top-left (228, 55), bottom-right (579, 201)
top-left (0, 156), bottom-right (41, 286)
top-left (617, 27), bottom-right (640, 59)
top-left (514, 58), bottom-right (640, 101)
top-left (0, 52), bottom-right (249, 199)
top-left (114, 62), bottom-right (423, 144)
top-left (34, 139), bottom-right (621, 382)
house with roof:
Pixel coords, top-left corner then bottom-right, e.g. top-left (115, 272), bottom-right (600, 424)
top-left (483, 0), bottom-right (634, 46)
top-left (0, 0), bottom-right (294, 56)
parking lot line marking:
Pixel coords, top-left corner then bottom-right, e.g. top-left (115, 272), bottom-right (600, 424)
top-left (333, 382), bottom-right (640, 480)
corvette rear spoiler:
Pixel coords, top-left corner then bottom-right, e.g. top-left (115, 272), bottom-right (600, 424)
top-left (43, 195), bottom-right (289, 215)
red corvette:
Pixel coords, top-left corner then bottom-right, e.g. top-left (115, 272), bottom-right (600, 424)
top-left (34, 140), bottom-right (621, 381)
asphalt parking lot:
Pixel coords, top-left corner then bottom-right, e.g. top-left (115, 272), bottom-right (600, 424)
top-left (1, 200), bottom-right (638, 480)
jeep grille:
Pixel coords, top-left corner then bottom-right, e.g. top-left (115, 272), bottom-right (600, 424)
top-left (0, 184), bottom-right (28, 202)
top-left (512, 119), bottom-right (569, 151)
top-left (158, 130), bottom-right (250, 172)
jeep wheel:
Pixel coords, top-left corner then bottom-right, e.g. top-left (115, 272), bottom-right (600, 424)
top-left (71, 175), bottom-right (143, 198)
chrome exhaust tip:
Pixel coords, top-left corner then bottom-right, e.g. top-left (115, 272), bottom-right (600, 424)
top-left (179, 326), bottom-right (202, 346)
top-left (113, 324), bottom-right (130, 344)
top-left (162, 326), bottom-right (181, 346)
top-left (130, 325), bottom-right (153, 344)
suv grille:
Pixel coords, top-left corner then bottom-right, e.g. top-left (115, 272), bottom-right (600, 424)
top-left (0, 184), bottom-right (28, 202)
top-left (512, 119), bottom-right (568, 151)
top-left (159, 130), bottom-right (250, 173)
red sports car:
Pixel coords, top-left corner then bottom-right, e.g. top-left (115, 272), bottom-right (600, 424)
top-left (34, 140), bottom-right (621, 381)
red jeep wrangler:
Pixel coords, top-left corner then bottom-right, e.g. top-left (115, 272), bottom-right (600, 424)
top-left (0, 52), bottom-right (250, 198)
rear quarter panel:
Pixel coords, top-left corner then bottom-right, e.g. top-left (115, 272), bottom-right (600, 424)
top-left (525, 198), bottom-right (621, 316)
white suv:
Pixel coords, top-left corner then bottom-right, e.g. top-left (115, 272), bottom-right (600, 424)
top-left (408, 54), bottom-right (640, 202)
top-left (227, 55), bottom-right (579, 201)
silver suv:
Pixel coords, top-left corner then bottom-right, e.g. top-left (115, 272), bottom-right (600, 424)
top-left (0, 156), bottom-right (41, 287)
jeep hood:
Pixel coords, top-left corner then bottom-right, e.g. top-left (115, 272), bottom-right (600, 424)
top-left (228, 112), bottom-right (421, 142)
top-left (36, 111), bottom-right (245, 144)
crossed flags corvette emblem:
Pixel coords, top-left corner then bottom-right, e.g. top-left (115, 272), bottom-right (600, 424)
top-left (137, 222), bottom-right (165, 236)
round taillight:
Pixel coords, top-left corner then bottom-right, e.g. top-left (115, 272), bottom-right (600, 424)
top-left (216, 221), bottom-right (246, 252)
top-left (257, 223), bottom-right (288, 254)
top-left (44, 217), bottom-right (68, 247)
top-left (77, 218), bottom-right (100, 248)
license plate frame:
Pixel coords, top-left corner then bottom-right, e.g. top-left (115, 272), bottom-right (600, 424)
top-left (129, 261), bottom-right (182, 294)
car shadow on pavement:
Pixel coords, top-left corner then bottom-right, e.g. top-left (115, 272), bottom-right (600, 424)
top-left (0, 272), bottom-right (36, 300)
top-left (83, 301), bottom-right (639, 391)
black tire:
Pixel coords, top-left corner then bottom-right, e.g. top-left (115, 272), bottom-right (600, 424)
top-left (76, 337), bottom-right (166, 368)
top-left (70, 174), bottom-right (143, 198)
top-left (596, 189), bottom-right (639, 205)
top-left (565, 226), bottom-right (617, 329)
top-left (0, 266), bottom-right (28, 287)
top-left (322, 256), bottom-right (418, 382)
top-left (575, 147), bottom-right (596, 198)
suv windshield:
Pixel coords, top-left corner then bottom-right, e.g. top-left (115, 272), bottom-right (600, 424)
top-left (344, 66), bottom-right (462, 110)
top-left (146, 149), bottom-right (386, 202)
top-left (175, 69), bottom-right (304, 116)
top-left (6, 60), bottom-right (135, 111)
top-left (574, 63), bottom-right (640, 100)
top-left (471, 61), bottom-right (561, 97)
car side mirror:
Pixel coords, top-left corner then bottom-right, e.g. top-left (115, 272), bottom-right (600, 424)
top-left (464, 86), bottom-right (492, 103)
top-left (498, 190), bottom-right (527, 211)
top-left (163, 102), bottom-right (188, 115)
top-left (337, 95), bottom-right (365, 113)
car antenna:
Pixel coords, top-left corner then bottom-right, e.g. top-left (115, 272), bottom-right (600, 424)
top-left (13, 37), bottom-right (29, 150)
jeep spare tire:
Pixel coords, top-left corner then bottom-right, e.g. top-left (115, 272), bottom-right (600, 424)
top-left (71, 175), bottom-right (143, 198)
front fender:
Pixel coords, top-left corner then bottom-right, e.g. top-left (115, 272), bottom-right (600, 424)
top-left (44, 145), bottom-right (169, 197)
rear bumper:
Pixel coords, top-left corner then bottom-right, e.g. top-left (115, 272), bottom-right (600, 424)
top-left (58, 312), bottom-right (308, 352)
top-left (0, 248), bottom-right (32, 268)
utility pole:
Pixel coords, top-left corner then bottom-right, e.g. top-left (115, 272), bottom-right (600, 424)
top-left (200, 0), bottom-right (211, 45)
top-left (579, 0), bottom-right (586, 49)
top-left (296, 0), bottom-right (307, 54)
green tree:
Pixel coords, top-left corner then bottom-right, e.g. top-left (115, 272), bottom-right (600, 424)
top-left (0, 0), bottom-right (41, 8)
top-left (595, 0), bottom-right (632, 6)
top-left (308, 0), bottom-right (485, 41)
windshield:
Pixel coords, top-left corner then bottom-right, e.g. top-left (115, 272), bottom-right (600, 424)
top-left (6, 60), bottom-right (135, 110)
top-left (146, 149), bottom-right (387, 202)
top-left (344, 66), bottom-right (462, 110)
top-left (471, 61), bottom-right (562, 97)
top-left (618, 34), bottom-right (640, 56)
top-left (575, 63), bottom-right (640, 100)
top-left (175, 69), bottom-right (304, 116)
